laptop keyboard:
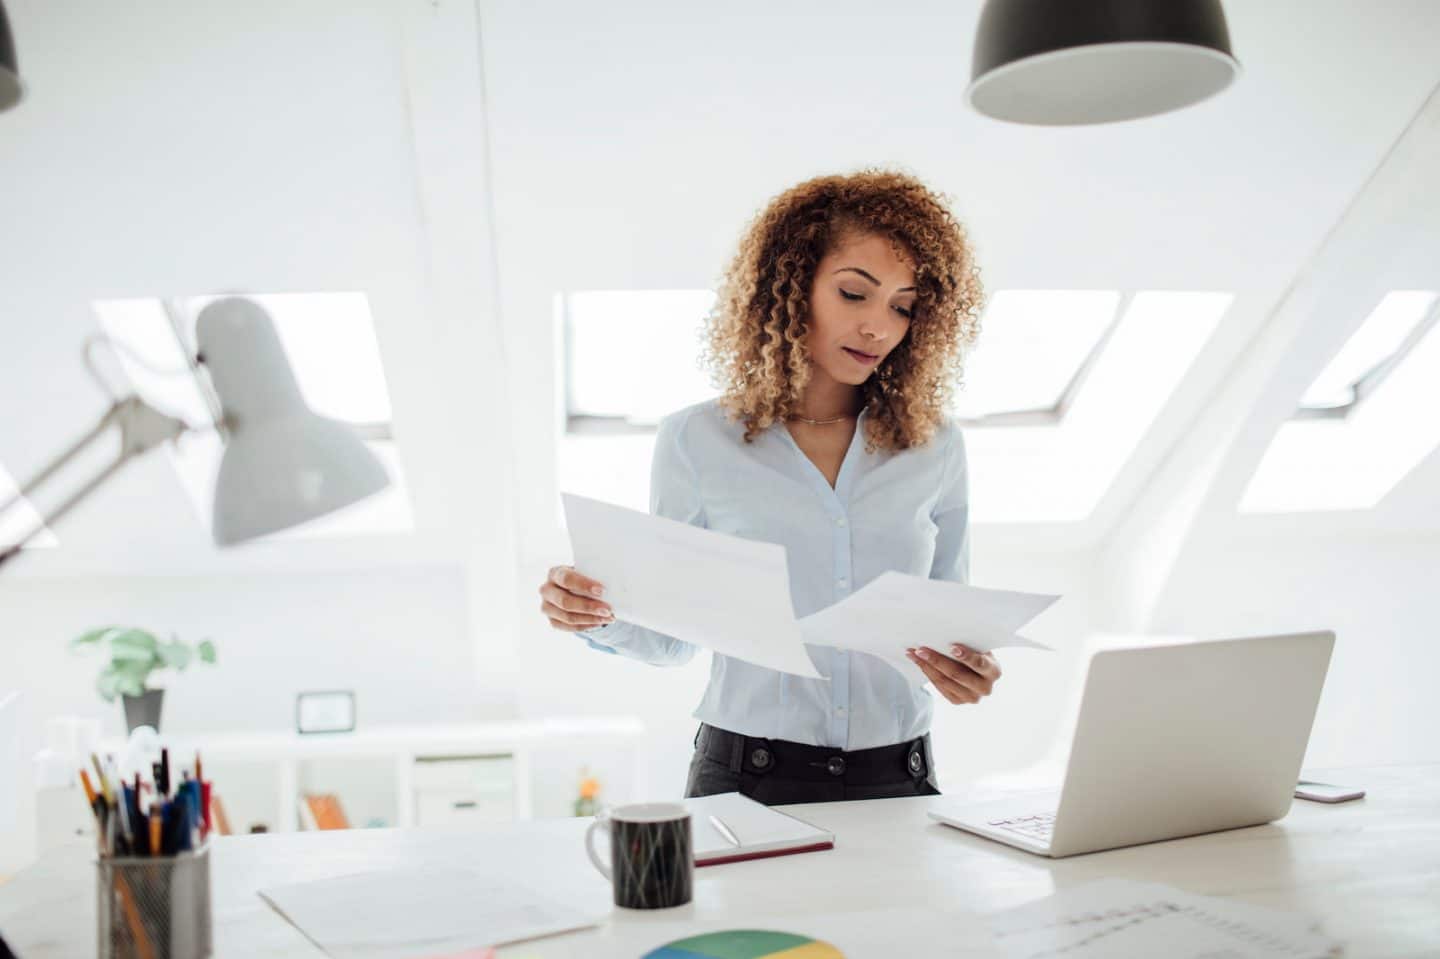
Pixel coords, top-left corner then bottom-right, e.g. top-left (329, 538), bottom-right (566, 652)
top-left (988, 812), bottom-right (1056, 842)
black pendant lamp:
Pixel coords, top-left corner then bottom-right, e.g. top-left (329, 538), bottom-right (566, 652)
top-left (0, 0), bottom-right (21, 112)
top-left (967, 0), bottom-right (1240, 125)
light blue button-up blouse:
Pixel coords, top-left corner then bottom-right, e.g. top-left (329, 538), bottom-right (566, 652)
top-left (577, 398), bottom-right (969, 751)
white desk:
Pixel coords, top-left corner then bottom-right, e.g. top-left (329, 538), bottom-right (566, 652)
top-left (2, 764), bottom-right (1436, 957)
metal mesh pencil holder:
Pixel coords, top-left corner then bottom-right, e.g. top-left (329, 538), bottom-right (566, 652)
top-left (97, 843), bottom-right (212, 959)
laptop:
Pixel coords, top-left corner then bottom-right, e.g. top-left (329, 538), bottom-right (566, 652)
top-left (929, 631), bottom-right (1334, 858)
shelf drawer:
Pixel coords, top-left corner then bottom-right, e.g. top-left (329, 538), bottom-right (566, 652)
top-left (411, 754), bottom-right (513, 790)
top-left (415, 786), bottom-right (514, 828)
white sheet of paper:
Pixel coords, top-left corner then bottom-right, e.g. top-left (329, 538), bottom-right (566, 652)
top-left (986, 879), bottom-right (1336, 959)
top-left (563, 493), bottom-right (823, 679)
top-left (258, 865), bottom-right (604, 958)
top-left (799, 571), bottom-right (1056, 686)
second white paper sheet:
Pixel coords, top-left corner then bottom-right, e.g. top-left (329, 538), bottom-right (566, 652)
top-left (258, 865), bottom-right (604, 958)
top-left (800, 571), bottom-right (1056, 685)
top-left (563, 493), bottom-right (823, 679)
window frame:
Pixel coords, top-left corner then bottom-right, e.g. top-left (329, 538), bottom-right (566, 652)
top-left (561, 290), bottom-right (715, 435)
top-left (560, 289), bottom-right (1131, 433)
top-left (951, 292), bottom-right (1130, 428)
top-left (1294, 293), bottom-right (1440, 421)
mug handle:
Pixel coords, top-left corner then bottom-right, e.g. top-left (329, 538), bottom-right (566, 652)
top-left (584, 815), bottom-right (612, 881)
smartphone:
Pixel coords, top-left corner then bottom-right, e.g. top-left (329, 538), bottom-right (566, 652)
top-left (1295, 780), bottom-right (1365, 803)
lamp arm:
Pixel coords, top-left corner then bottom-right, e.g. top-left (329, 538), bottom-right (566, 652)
top-left (1, 402), bottom-right (124, 516)
top-left (0, 396), bottom-right (190, 569)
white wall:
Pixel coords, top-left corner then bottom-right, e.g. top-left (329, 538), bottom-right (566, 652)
top-left (0, 566), bottom-right (486, 859)
top-left (3, 568), bottom-right (483, 737)
top-left (1149, 532), bottom-right (1440, 769)
top-left (0, 692), bottom-right (22, 876)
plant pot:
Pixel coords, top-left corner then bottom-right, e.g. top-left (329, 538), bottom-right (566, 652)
top-left (121, 688), bottom-right (164, 733)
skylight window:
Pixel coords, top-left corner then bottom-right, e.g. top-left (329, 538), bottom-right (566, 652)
top-left (1298, 291), bottom-right (1438, 414)
top-left (1241, 290), bottom-right (1440, 512)
top-left (86, 298), bottom-right (214, 427)
top-left (965, 291), bottom-right (1231, 521)
top-left (92, 292), bottom-right (412, 540)
top-left (560, 288), bottom-right (1124, 431)
top-left (952, 290), bottom-right (1120, 422)
top-left (564, 290), bottom-right (717, 431)
top-left (556, 288), bottom-right (1230, 522)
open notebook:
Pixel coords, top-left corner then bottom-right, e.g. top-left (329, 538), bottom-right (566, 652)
top-left (685, 792), bottom-right (835, 867)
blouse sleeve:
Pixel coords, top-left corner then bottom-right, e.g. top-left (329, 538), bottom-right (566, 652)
top-left (929, 426), bottom-right (971, 585)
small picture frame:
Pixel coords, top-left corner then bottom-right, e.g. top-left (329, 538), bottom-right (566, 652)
top-left (296, 690), bottom-right (356, 735)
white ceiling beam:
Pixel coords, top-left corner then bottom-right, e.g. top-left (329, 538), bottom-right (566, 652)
top-left (1097, 79), bottom-right (1440, 632)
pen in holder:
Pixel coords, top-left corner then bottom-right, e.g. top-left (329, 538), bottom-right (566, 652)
top-left (96, 843), bottom-right (212, 959)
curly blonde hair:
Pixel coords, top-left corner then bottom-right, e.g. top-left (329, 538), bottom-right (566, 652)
top-left (704, 169), bottom-right (983, 451)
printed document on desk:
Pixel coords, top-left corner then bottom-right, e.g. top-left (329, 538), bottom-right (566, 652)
top-left (258, 865), bottom-right (603, 958)
top-left (799, 571), bottom-right (1057, 685)
top-left (986, 878), bottom-right (1338, 958)
top-left (563, 493), bottom-right (823, 679)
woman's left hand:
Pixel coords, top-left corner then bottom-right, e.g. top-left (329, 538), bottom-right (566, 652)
top-left (905, 644), bottom-right (1002, 705)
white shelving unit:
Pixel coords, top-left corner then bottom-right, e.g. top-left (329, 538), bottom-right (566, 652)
top-left (105, 716), bottom-right (646, 832)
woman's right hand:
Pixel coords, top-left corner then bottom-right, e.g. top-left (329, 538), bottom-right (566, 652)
top-left (539, 565), bottom-right (616, 632)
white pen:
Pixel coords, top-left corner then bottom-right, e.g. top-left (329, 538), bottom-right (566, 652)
top-left (709, 814), bottom-right (741, 847)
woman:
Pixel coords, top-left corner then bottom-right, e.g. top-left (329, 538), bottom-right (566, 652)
top-left (539, 169), bottom-right (998, 804)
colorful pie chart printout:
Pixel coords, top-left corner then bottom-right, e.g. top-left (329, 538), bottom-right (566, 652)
top-left (642, 928), bottom-right (845, 959)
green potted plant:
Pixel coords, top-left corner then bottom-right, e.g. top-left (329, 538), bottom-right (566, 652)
top-left (69, 627), bottom-right (217, 733)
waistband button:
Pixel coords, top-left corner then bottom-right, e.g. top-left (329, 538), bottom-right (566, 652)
top-left (826, 756), bottom-right (846, 776)
top-left (750, 747), bottom-right (772, 770)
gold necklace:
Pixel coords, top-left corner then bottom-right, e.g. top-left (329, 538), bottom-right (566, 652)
top-left (789, 412), bottom-right (851, 426)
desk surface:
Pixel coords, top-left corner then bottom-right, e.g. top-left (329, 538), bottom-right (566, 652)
top-left (3, 763), bottom-right (1437, 957)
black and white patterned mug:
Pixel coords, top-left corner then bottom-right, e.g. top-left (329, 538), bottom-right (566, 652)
top-left (584, 802), bottom-right (693, 909)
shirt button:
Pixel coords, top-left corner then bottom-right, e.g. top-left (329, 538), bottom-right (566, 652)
top-left (835, 517), bottom-right (847, 527)
top-left (835, 706), bottom-right (846, 716)
top-left (837, 578), bottom-right (848, 588)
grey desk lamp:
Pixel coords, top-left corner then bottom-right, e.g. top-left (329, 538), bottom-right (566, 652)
top-left (0, 7), bottom-right (387, 560)
top-left (0, 10), bottom-right (387, 564)
top-left (0, 297), bottom-right (392, 568)
top-left (0, 0), bottom-right (21, 113)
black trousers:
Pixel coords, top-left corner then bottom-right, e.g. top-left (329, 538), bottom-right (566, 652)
top-left (684, 723), bottom-right (941, 805)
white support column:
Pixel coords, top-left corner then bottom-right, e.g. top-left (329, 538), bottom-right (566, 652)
top-left (511, 747), bottom-right (532, 821)
top-left (394, 0), bottom-right (522, 714)
top-left (276, 757), bottom-right (298, 833)
top-left (395, 753), bottom-right (416, 829)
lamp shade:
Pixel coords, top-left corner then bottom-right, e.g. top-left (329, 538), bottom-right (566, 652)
top-left (0, 1), bottom-right (22, 112)
top-left (195, 297), bottom-right (391, 546)
top-left (967, 0), bottom-right (1239, 125)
